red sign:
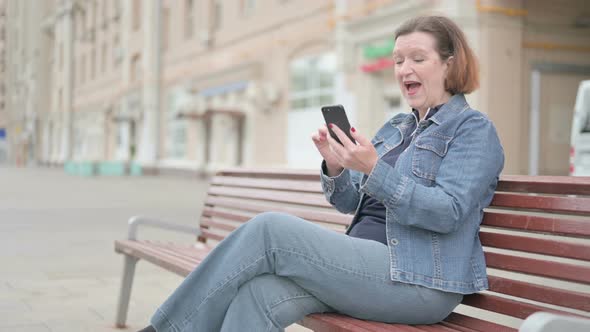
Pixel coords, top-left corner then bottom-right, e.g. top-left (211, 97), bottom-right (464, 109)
top-left (360, 58), bottom-right (395, 73)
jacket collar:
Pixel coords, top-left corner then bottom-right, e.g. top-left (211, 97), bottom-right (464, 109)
top-left (429, 94), bottom-right (468, 126)
top-left (388, 94), bottom-right (469, 131)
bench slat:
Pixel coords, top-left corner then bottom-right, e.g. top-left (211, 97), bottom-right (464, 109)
top-left (218, 168), bottom-right (320, 180)
top-left (301, 313), bottom-right (380, 332)
top-left (199, 228), bottom-right (226, 242)
top-left (444, 313), bottom-right (516, 332)
top-left (202, 208), bottom-right (252, 224)
top-left (487, 275), bottom-right (590, 311)
top-left (115, 240), bottom-right (194, 276)
top-left (497, 175), bottom-right (590, 195)
top-left (201, 217), bottom-right (240, 233)
top-left (438, 321), bottom-right (481, 332)
top-left (463, 293), bottom-right (579, 320)
top-left (208, 186), bottom-right (332, 208)
top-left (491, 193), bottom-right (590, 215)
top-left (482, 211), bottom-right (590, 238)
top-left (484, 252), bottom-right (590, 284)
top-left (146, 242), bottom-right (205, 265)
top-left (211, 176), bottom-right (323, 193)
top-left (479, 231), bottom-right (590, 261)
top-left (205, 196), bottom-right (352, 225)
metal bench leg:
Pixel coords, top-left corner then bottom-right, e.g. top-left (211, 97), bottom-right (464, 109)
top-left (115, 255), bottom-right (139, 328)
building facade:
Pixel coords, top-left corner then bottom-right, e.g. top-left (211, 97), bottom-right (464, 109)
top-left (0, 0), bottom-right (6, 163)
top-left (3, 0), bottom-right (590, 175)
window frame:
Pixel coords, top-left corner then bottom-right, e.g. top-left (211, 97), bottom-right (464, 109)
top-left (288, 53), bottom-right (336, 111)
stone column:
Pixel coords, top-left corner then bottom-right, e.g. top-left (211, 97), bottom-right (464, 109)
top-left (136, 0), bottom-right (161, 165)
top-left (59, 1), bottom-right (75, 162)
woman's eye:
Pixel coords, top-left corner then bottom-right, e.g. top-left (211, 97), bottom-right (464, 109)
top-left (395, 59), bottom-right (404, 65)
top-left (413, 58), bottom-right (424, 63)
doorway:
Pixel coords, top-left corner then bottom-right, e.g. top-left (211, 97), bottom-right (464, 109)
top-left (529, 64), bottom-right (590, 175)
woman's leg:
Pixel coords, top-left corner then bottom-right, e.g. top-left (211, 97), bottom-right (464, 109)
top-left (151, 212), bottom-right (462, 331)
top-left (220, 274), bottom-right (333, 332)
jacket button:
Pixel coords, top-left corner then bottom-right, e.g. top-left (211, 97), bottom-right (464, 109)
top-left (390, 238), bottom-right (399, 246)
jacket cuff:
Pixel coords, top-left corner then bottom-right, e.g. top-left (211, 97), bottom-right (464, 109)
top-left (320, 160), bottom-right (349, 195)
top-left (359, 158), bottom-right (409, 207)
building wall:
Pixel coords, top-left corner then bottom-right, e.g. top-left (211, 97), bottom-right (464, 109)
top-left (0, 0), bottom-right (6, 130)
top-left (3, 0), bottom-right (590, 175)
top-left (4, 0), bottom-right (54, 166)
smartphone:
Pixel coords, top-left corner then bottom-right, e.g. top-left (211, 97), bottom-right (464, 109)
top-left (321, 104), bottom-right (356, 145)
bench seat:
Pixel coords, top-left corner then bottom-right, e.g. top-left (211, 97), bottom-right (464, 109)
top-left (114, 169), bottom-right (590, 331)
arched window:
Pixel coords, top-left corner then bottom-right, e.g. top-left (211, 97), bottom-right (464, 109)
top-left (289, 53), bottom-right (335, 111)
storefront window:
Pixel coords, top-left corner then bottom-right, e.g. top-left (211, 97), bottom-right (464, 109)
top-left (165, 90), bottom-right (188, 159)
top-left (289, 53), bottom-right (335, 110)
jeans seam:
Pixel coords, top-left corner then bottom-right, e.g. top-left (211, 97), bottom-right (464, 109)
top-left (155, 307), bottom-right (181, 332)
top-left (181, 254), bottom-right (268, 329)
top-left (265, 294), bottom-right (315, 331)
top-left (268, 247), bottom-right (389, 283)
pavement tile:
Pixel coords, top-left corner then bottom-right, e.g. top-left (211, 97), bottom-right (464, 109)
top-left (0, 324), bottom-right (51, 332)
top-left (0, 299), bottom-right (31, 313)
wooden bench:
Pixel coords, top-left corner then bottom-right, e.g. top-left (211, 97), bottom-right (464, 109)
top-left (114, 168), bottom-right (590, 331)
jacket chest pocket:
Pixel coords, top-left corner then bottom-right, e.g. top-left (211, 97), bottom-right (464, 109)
top-left (412, 135), bottom-right (451, 182)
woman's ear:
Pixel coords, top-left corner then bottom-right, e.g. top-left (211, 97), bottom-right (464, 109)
top-left (446, 56), bottom-right (454, 69)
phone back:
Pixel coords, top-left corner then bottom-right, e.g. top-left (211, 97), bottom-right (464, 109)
top-left (321, 105), bottom-right (356, 144)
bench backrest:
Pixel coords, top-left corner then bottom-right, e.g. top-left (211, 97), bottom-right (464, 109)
top-left (199, 168), bottom-right (590, 326)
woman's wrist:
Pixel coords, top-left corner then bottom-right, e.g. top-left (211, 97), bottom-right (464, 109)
top-left (325, 163), bottom-right (344, 177)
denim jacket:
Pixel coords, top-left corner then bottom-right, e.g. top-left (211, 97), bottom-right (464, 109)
top-left (320, 94), bottom-right (504, 294)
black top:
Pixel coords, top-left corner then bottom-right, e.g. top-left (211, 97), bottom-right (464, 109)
top-left (348, 105), bottom-right (444, 244)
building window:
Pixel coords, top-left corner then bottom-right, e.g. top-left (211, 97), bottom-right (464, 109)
top-left (101, 43), bottom-right (108, 73)
top-left (59, 43), bottom-right (63, 71)
top-left (213, 0), bottom-right (222, 31)
top-left (131, 54), bottom-right (141, 82)
top-left (289, 53), bottom-right (336, 110)
top-left (241, 0), bottom-right (256, 16)
top-left (185, 0), bottom-right (194, 39)
top-left (113, 35), bottom-right (120, 67)
top-left (80, 55), bottom-right (86, 83)
top-left (92, 1), bottom-right (98, 30)
top-left (165, 90), bottom-right (187, 159)
top-left (132, 0), bottom-right (141, 30)
top-left (58, 88), bottom-right (63, 110)
top-left (162, 8), bottom-right (170, 51)
top-left (90, 48), bottom-right (96, 79)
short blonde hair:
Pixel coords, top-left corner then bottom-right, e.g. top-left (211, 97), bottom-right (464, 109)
top-left (394, 16), bottom-right (479, 94)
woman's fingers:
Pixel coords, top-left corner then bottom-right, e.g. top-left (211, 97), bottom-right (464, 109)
top-left (328, 124), bottom-right (355, 149)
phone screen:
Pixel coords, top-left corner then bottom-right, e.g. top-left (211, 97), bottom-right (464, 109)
top-left (321, 105), bottom-right (356, 145)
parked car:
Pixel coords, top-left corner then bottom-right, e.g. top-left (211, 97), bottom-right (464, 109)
top-left (570, 80), bottom-right (590, 176)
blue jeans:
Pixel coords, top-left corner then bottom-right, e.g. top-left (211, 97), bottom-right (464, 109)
top-left (151, 212), bottom-right (463, 331)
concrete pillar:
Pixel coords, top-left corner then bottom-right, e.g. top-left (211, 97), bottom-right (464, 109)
top-left (59, 1), bottom-right (76, 162)
top-left (136, 0), bottom-right (161, 165)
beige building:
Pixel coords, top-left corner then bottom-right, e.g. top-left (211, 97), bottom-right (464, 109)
top-left (3, 0), bottom-right (590, 175)
top-left (0, 0), bottom-right (7, 162)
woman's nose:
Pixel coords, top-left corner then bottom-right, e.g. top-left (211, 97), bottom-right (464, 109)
top-left (397, 61), bottom-right (412, 76)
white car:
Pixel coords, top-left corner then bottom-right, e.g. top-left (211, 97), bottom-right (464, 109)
top-left (570, 80), bottom-right (590, 176)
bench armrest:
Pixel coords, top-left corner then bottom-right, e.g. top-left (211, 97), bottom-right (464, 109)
top-left (519, 312), bottom-right (590, 332)
top-left (127, 216), bottom-right (201, 240)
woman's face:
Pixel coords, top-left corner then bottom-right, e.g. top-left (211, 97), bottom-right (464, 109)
top-left (393, 32), bottom-right (452, 113)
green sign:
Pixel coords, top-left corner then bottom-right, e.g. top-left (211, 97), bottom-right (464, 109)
top-left (363, 39), bottom-right (395, 60)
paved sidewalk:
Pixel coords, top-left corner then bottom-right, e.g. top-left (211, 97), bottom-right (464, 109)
top-left (0, 166), bottom-right (310, 332)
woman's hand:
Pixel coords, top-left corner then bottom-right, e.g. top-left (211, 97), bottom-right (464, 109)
top-left (311, 125), bottom-right (344, 176)
top-left (326, 124), bottom-right (378, 175)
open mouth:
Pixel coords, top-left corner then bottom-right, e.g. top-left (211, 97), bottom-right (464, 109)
top-left (404, 81), bottom-right (422, 96)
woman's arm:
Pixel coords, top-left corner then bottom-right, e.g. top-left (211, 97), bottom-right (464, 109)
top-left (359, 116), bottom-right (504, 233)
top-left (320, 162), bottom-right (362, 214)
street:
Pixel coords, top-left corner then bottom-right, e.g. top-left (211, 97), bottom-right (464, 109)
top-left (0, 166), bottom-right (309, 331)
